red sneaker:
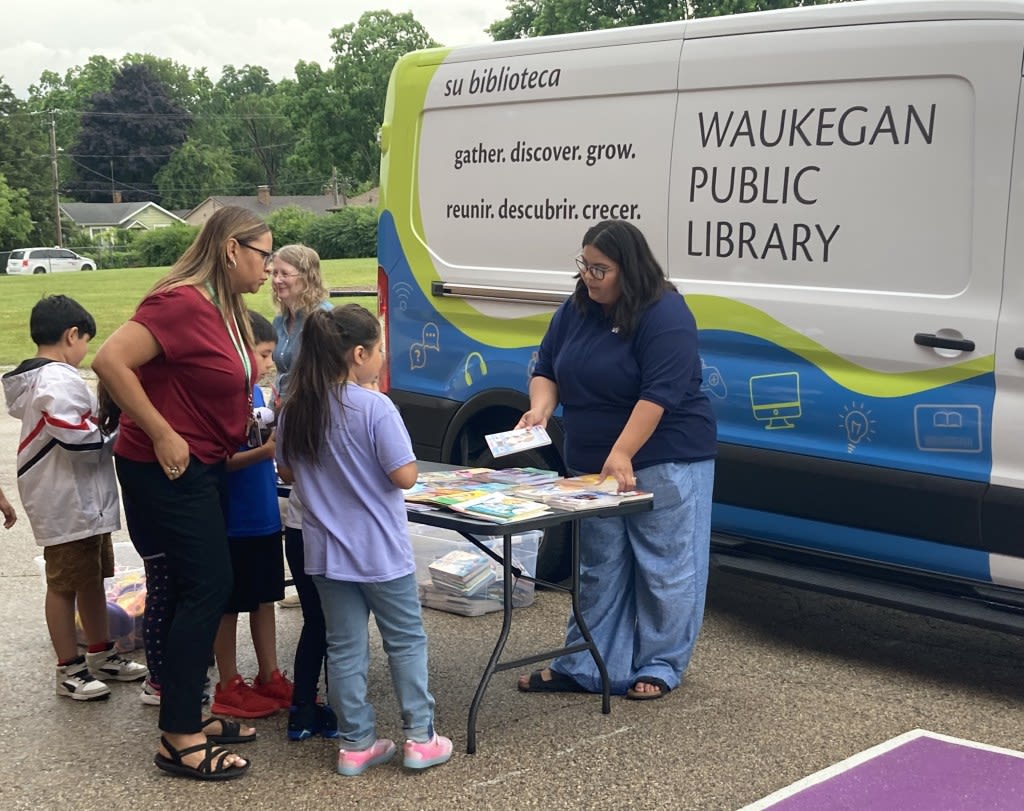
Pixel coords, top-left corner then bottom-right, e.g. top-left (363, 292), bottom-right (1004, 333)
top-left (252, 669), bottom-right (293, 710)
top-left (211, 674), bottom-right (279, 718)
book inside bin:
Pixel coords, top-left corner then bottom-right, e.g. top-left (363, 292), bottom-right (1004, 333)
top-left (409, 524), bottom-right (539, 616)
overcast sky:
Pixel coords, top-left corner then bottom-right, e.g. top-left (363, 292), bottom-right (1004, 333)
top-left (1, 0), bottom-right (513, 98)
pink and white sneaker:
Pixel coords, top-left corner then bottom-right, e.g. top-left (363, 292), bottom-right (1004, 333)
top-left (336, 738), bottom-right (396, 777)
top-left (403, 733), bottom-right (453, 770)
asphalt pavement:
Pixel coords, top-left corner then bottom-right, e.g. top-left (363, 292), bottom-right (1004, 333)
top-left (1, 371), bottom-right (1024, 810)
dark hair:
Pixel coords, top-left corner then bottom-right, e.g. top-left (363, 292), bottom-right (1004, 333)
top-left (95, 380), bottom-right (121, 436)
top-left (30, 295), bottom-right (97, 346)
top-left (248, 311), bottom-right (276, 345)
top-left (573, 220), bottom-right (677, 336)
top-left (278, 303), bottom-right (380, 464)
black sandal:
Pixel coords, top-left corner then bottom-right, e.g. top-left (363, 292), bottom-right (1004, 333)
top-left (201, 716), bottom-right (256, 744)
top-left (154, 735), bottom-right (250, 781)
top-left (518, 669), bottom-right (588, 693)
top-left (626, 677), bottom-right (671, 701)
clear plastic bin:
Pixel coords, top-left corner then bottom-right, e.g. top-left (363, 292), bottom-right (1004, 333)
top-left (409, 524), bottom-right (539, 616)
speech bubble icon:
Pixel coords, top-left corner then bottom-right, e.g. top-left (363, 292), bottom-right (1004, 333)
top-left (410, 343), bottom-right (426, 370)
top-left (422, 322), bottom-right (440, 351)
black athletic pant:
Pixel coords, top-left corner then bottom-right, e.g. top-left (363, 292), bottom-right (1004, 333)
top-left (116, 455), bottom-right (232, 735)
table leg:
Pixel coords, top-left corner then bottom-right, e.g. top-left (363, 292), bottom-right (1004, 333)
top-left (466, 531), bottom-right (515, 754)
top-left (568, 519), bottom-right (611, 713)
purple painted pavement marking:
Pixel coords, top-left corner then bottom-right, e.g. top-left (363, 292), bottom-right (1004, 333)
top-left (754, 732), bottom-right (1024, 811)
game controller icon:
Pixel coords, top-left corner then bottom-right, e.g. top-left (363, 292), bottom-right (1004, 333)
top-left (701, 360), bottom-right (728, 399)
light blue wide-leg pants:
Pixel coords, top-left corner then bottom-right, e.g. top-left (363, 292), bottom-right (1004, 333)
top-left (551, 459), bottom-right (715, 694)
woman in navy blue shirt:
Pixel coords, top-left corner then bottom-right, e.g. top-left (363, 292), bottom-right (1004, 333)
top-left (517, 220), bottom-right (717, 700)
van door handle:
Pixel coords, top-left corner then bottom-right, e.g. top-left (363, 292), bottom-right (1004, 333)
top-left (914, 333), bottom-right (975, 352)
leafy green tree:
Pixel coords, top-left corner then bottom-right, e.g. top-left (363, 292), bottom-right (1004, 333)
top-left (488, 0), bottom-right (850, 38)
top-left (154, 139), bottom-right (235, 209)
top-left (0, 82), bottom-right (53, 243)
top-left (290, 11), bottom-right (436, 189)
top-left (0, 172), bottom-right (34, 250)
top-left (70, 63), bottom-right (191, 204)
top-left (211, 65), bottom-right (297, 195)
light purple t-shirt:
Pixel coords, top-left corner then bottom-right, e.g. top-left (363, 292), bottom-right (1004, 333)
top-left (277, 382), bottom-right (416, 582)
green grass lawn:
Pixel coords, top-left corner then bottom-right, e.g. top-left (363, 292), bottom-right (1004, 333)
top-left (0, 258), bottom-right (377, 368)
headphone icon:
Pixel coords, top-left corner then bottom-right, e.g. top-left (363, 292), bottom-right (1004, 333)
top-left (464, 352), bottom-right (488, 386)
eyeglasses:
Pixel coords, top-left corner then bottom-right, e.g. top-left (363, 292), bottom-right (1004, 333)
top-left (237, 241), bottom-right (273, 268)
top-left (575, 255), bottom-right (613, 280)
top-left (270, 268), bottom-right (299, 280)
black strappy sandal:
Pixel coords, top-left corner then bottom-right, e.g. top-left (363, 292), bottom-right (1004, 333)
top-left (201, 717), bottom-right (256, 744)
top-left (154, 735), bottom-right (250, 781)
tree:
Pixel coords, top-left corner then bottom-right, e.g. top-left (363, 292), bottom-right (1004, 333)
top-left (488, 0), bottom-right (850, 38)
top-left (69, 63), bottom-right (191, 203)
top-left (0, 172), bottom-right (35, 250)
top-left (290, 11), bottom-right (437, 189)
top-left (0, 82), bottom-right (53, 243)
top-left (154, 139), bottom-right (235, 209)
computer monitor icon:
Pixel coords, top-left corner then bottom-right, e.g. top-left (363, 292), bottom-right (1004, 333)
top-left (749, 372), bottom-right (801, 430)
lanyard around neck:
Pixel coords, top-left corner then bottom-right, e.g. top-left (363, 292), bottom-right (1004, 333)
top-left (205, 282), bottom-right (252, 396)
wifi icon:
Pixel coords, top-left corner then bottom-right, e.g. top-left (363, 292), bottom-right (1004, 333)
top-left (393, 282), bottom-right (414, 311)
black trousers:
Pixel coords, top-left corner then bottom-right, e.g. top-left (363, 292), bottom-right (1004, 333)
top-left (116, 455), bottom-right (232, 735)
top-left (284, 526), bottom-right (328, 707)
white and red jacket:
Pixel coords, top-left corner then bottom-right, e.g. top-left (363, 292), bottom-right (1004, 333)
top-left (2, 359), bottom-right (120, 546)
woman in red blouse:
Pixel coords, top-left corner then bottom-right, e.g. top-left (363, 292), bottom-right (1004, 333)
top-left (93, 206), bottom-right (272, 781)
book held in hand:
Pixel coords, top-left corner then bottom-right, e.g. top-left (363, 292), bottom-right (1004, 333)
top-left (485, 426), bottom-right (552, 458)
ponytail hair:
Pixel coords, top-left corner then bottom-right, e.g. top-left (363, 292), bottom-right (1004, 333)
top-left (278, 303), bottom-right (381, 464)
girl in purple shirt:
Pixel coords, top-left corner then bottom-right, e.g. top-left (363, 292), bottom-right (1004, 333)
top-left (276, 304), bottom-right (452, 777)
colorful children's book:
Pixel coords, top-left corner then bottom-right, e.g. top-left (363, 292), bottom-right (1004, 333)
top-left (485, 426), bottom-right (552, 458)
top-left (448, 492), bottom-right (553, 523)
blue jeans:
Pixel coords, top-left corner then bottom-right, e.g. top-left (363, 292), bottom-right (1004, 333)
top-left (552, 459), bottom-right (715, 694)
top-left (313, 573), bottom-right (435, 749)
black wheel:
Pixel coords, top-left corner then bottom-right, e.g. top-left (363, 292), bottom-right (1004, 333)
top-left (32, 266), bottom-right (46, 274)
top-left (80, 264), bottom-right (94, 271)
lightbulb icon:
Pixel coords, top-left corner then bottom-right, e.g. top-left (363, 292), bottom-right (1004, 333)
top-left (840, 402), bottom-right (875, 452)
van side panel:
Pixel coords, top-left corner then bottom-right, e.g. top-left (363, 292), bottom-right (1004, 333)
top-left (378, 7), bottom-right (1024, 603)
top-left (669, 22), bottom-right (1023, 568)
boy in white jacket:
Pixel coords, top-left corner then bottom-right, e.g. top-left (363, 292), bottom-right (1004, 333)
top-left (2, 295), bottom-right (147, 700)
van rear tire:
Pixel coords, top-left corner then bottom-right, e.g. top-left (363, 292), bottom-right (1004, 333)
top-left (32, 267), bottom-right (46, 274)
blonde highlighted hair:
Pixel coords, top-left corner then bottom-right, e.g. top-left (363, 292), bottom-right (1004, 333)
top-left (149, 205), bottom-right (269, 346)
top-left (270, 244), bottom-right (329, 317)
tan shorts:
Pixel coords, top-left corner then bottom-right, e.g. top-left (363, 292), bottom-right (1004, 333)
top-left (44, 534), bottom-right (115, 593)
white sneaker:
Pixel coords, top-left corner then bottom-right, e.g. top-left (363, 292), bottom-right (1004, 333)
top-left (57, 657), bottom-right (111, 701)
top-left (86, 646), bottom-right (149, 682)
top-left (140, 679), bottom-right (161, 705)
top-left (140, 676), bottom-right (212, 706)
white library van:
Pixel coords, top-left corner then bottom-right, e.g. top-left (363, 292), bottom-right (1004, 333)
top-left (376, 0), bottom-right (1024, 628)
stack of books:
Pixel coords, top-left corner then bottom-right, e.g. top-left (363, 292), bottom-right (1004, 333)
top-left (514, 474), bottom-right (653, 511)
top-left (427, 549), bottom-right (496, 596)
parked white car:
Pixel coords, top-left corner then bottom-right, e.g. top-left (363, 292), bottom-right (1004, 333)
top-left (6, 248), bottom-right (97, 274)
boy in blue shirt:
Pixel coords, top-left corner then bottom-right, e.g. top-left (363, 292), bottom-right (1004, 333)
top-left (211, 311), bottom-right (292, 718)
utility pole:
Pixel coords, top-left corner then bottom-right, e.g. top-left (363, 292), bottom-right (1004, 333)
top-left (331, 165), bottom-right (339, 207)
top-left (48, 111), bottom-right (62, 247)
